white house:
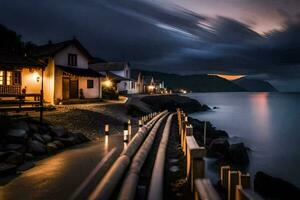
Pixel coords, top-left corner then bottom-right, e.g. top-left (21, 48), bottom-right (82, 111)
top-left (89, 62), bottom-right (138, 94)
top-left (29, 39), bottom-right (104, 104)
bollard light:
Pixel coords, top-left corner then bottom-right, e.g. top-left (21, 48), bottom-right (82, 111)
top-left (104, 123), bottom-right (109, 135)
top-left (128, 119), bottom-right (132, 136)
top-left (123, 122), bottom-right (129, 142)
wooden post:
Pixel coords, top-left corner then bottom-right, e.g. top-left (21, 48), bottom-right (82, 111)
top-left (186, 136), bottom-right (206, 192)
top-left (139, 119), bottom-right (143, 128)
top-left (228, 171), bottom-right (241, 200)
top-left (177, 108), bottom-right (182, 136)
top-left (220, 166), bottom-right (231, 189)
top-left (241, 173), bottom-right (251, 189)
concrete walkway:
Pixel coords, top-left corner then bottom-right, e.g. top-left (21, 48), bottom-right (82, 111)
top-left (0, 134), bottom-right (127, 200)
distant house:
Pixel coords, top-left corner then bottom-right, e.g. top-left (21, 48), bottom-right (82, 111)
top-left (143, 76), bottom-right (165, 94)
top-left (0, 52), bottom-right (45, 96)
top-left (90, 62), bottom-right (138, 94)
top-left (29, 39), bottom-right (104, 104)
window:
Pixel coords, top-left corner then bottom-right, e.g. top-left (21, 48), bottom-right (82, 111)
top-left (87, 80), bottom-right (94, 88)
top-left (14, 71), bottom-right (21, 85)
top-left (0, 71), bottom-right (3, 85)
top-left (6, 71), bottom-right (12, 85)
top-left (68, 54), bottom-right (77, 66)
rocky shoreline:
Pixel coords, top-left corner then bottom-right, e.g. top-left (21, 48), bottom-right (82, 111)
top-left (0, 116), bottom-right (90, 176)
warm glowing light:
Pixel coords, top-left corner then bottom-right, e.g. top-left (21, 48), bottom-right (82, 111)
top-left (103, 79), bottom-right (112, 88)
top-left (32, 71), bottom-right (40, 82)
top-left (210, 74), bottom-right (244, 80)
top-left (148, 85), bottom-right (155, 90)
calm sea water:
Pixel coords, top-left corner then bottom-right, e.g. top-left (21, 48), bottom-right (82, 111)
top-left (188, 92), bottom-right (300, 187)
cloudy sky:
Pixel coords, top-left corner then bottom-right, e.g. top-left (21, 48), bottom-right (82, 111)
top-left (1, 0), bottom-right (300, 91)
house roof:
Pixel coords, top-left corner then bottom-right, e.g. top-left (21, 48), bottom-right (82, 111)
top-left (90, 62), bottom-right (129, 72)
top-left (56, 65), bottom-right (103, 78)
top-left (106, 71), bottom-right (130, 82)
top-left (0, 52), bottom-right (45, 68)
top-left (29, 39), bottom-right (94, 60)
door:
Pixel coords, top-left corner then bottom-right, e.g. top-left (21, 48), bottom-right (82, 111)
top-left (62, 77), bottom-right (70, 100)
top-left (70, 80), bottom-right (78, 98)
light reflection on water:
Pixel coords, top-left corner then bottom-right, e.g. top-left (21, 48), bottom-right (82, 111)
top-left (189, 92), bottom-right (300, 187)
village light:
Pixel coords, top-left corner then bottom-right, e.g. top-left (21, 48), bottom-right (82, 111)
top-left (32, 71), bottom-right (40, 82)
top-left (103, 78), bottom-right (112, 88)
top-left (148, 85), bottom-right (155, 90)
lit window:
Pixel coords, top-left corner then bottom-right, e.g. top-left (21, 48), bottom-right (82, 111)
top-left (6, 71), bottom-right (12, 85)
top-left (0, 71), bottom-right (3, 85)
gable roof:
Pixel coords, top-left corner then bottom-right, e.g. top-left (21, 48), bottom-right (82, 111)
top-left (28, 39), bottom-right (93, 60)
top-left (90, 62), bottom-right (129, 72)
top-left (56, 65), bottom-right (103, 78)
top-left (0, 51), bottom-right (44, 68)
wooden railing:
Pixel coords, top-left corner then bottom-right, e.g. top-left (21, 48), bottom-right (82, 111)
top-left (176, 109), bottom-right (264, 200)
top-left (0, 92), bottom-right (44, 122)
top-left (0, 85), bottom-right (21, 94)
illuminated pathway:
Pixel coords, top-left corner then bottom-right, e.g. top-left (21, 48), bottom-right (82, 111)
top-left (0, 134), bottom-right (126, 200)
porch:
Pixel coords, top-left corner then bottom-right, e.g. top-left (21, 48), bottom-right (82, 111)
top-left (0, 53), bottom-right (45, 121)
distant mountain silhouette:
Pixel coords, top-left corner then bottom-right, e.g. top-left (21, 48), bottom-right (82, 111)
top-left (233, 77), bottom-right (278, 92)
top-left (131, 69), bottom-right (245, 92)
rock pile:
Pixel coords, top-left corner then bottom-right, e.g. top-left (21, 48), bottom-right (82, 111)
top-left (0, 117), bottom-right (90, 176)
top-left (189, 117), bottom-right (249, 166)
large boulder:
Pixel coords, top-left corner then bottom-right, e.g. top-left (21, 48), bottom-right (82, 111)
top-left (0, 163), bottom-right (17, 176)
top-left (28, 122), bottom-right (39, 133)
top-left (46, 143), bottom-right (58, 155)
top-left (0, 151), bottom-right (13, 162)
top-left (12, 121), bottom-right (29, 132)
top-left (24, 153), bottom-right (35, 161)
top-left (140, 95), bottom-right (210, 113)
top-left (28, 140), bottom-right (46, 155)
top-left (52, 140), bottom-right (64, 149)
top-left (32, 134), bottom-right (45, 144)
top-left (254, 171), bottom-right (300, 199)
top-left (50, 126), bottom-right (67, 138)
top-left (6, 129), bottom-right (28, 144)
top-left (208, 138), bottom-right (230, 157)
top-left (41, 134), bottom-right (52, 143)
top-left (5, 151), bottom-right (24, 165)
top-left (228, 143), bottom-right (249, 165)
top-left (5, 143), bottom-right (25, 153)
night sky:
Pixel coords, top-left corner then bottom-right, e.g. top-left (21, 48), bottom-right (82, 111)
top-left (1, 0), bottom-right (300, 91)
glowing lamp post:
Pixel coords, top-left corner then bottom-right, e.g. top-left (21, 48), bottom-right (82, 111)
top-left (128, 119), bottom-right (132, 136)
top-left (104, 123), bottom-right (109, 135)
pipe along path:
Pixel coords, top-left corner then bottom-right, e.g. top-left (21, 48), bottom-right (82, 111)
top-left (88, 111), bottom-right (168, 200)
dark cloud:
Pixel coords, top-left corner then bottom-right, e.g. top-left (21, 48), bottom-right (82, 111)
top-left (0, 0), bottom-right (300, 91)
